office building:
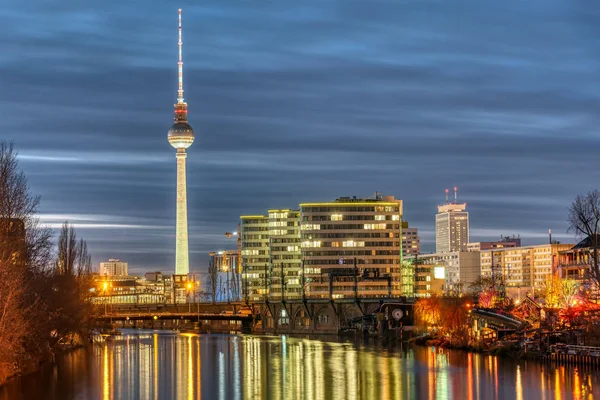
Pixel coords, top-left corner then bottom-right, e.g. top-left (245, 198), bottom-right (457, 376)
top-left (240, 215), bottom-right (270, 301)
top-left (99, 259), bottom-right (128, 277)
top-left (409, 255), bottom-right (445, 297)
top-left (240, 194), bottom-right (407, 300)
top-left (435, 188), bottom-right (469, 253)
top-left (300, 195), bottom-right (403, 298)
top-left (268, 210), bottom-right (302, 300)
top-left (417, 252), bottom-right (480, 295)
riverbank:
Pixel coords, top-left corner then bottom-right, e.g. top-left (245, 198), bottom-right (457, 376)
top-left (0, 341), bottom-right (86, 388)
top-left (410, 335), bottom-right (538, 360)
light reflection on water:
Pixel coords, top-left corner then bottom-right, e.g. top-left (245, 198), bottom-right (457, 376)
top-left (1, 330), bottom-right (600, 400)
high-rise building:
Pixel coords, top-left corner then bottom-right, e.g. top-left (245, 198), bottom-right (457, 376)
top-left (167, 9), bottom-right (195, 275)
top-left (240, 215), bottom-right (270, 301)
top-left (300, 195), bottom-right (403, 298)
top-left (268, 210), bottom-right (302, 300)
top-left (435, 188), bottom-right (469, 253)
top-left (99, 259), bottom-right (128, 276)
top-left (402, 222), bottom-right (420, 256)
top-left (240, 211), bottom-right (302, 302)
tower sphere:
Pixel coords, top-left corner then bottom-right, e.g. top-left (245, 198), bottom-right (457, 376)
top-left (168, 121), bottom-right (195, 149)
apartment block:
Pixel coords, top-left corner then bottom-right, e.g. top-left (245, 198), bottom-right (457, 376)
top-left (480, 243), bottom-right (573, 291)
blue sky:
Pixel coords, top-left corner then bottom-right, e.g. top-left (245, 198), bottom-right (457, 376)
top-left (1, 0), bottom-right (599, 273)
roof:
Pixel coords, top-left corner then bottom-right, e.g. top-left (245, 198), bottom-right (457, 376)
top-left (572, 234), bottom-right (600, 250)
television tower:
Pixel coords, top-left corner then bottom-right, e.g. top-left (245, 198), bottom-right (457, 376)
top-left (168, 9), bottom-right (194, 275)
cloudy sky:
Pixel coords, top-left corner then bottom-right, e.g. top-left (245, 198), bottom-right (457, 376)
top-left (1, 0), bottom-right (598, 273)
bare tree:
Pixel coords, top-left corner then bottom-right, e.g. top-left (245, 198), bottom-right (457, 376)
top-left (55, 222), bottom-right (91, 276)
top-left (568, 190), bottom-right (600, 293)
top-left (0, 142), bottom-right (52, 384)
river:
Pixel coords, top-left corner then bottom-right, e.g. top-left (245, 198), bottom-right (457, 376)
top-left (0, 330), bottom-right (597, 399)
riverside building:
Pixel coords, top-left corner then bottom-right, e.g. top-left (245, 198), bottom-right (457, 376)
top-left (415, 252), bottom-right (480, 295)
top-left (300, 195), bottom-right (403, 298)
top-left (240, 194), bottom-right (405, 301)
top-left (480, 243), bottom-right (573, 293)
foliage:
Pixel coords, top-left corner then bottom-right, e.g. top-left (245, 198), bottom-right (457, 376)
top-left (414, 296), bottom-right (441, 326)
top-left (469, 276), bottom-right (505, 308)
top-left (414, 296), bottom-right (470, 345)
top-left (0, 142), bottom-right (93, 385)
top-left (543, 275), bottom-right (582, 309)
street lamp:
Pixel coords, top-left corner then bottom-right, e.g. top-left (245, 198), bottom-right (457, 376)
top-left (187, 282), bottom-right (192, 313)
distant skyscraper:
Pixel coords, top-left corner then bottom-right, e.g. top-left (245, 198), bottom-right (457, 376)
top-left (100, 259), bottom-right (128, 276)
top-left (168, 9), bottom-right (195, 275)
top-left (435, 188), bottom-right (469, 253)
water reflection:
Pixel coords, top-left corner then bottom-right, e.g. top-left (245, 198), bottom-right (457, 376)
top-left (2, 330), bottom-right (600, 399)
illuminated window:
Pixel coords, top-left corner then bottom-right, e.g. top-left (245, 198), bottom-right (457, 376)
top-left (392, 215), bottom-right (400, 221)
top-left (343, 241), bottom-right (365, 247)
top-left (302, 224), bottom-right (320, 230)
top-left (364, 224), bottom-right (386, 230)
top-left (331, 214), bottom-right (343, 221)
top-left (375, 215), bottom-right (386, 221)
top-left (301, 241), bottom-right (321, 248)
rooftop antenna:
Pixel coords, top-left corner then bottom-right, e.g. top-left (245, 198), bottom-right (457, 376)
top-left (549, 229), bottom-right (552, 245)
top-left (445, 189), bottom-right (449, 204)
top-left (177, 8), bottom-right (184, 104)
top-left (454, 187), bottom-right (458, 203)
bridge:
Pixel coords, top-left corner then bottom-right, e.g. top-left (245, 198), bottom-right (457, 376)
top-left (94, 298), bottom-right (414, 335)
top-left (94, 303), bottom-right (253, 332)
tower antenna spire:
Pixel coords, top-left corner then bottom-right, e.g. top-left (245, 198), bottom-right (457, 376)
top-left (445, 189), bottom-right (449, 204)
top-left (454, 187), bottom-right (458, 203)
top-left (177, 8), bottom-right (184, 104)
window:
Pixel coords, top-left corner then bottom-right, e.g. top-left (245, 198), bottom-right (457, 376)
top-left (279, 309), bottom-right (289, 326)
top-left (392, 215), bottom-right (400, 221)
top-left (331, 214), bottom-right (343, 221)
top-left (342, 240), bottom-right (365, 247)
top-left (364, 223), bottom-right (387, 230)
top-left (302, 224), bottom-right (320, 230)
top-left (375, 215), bottom-right (386, 221)
top-left (301, 241), bottom-right (321, 248)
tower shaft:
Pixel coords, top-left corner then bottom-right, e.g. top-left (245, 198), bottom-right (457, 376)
top-left (175, 149), bottom-right (189, 275)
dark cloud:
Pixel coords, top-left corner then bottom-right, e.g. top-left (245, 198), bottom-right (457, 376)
top-left (1, 0), bottom-right (598, 272)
